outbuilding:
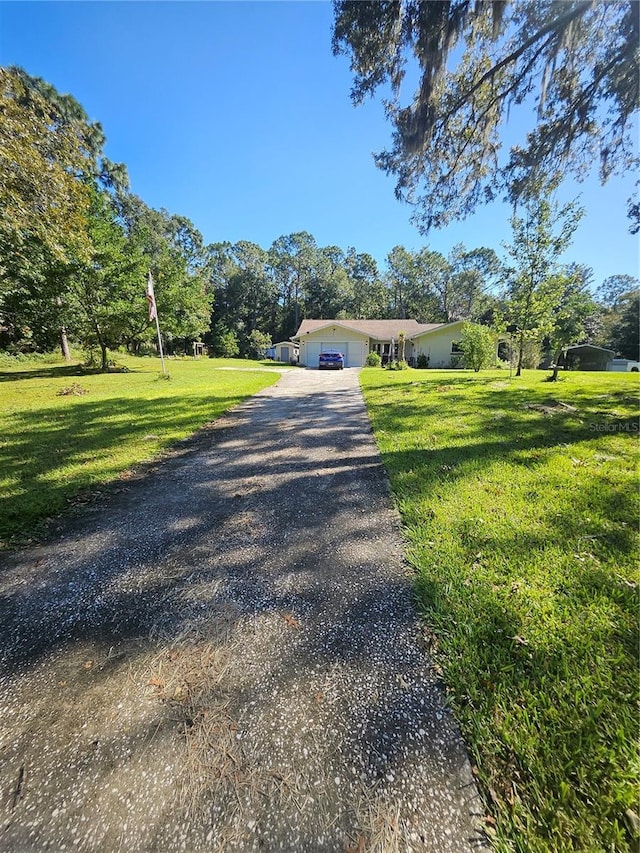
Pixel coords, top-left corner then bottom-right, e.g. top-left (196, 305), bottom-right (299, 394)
top-left (557, 344), bottom-right (615, 371)
top-left (270, 341), bottom-right (299, 363)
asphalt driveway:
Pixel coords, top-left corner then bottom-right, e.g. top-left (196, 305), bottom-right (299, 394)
top-left (0, 367), bottom-right (487, 852)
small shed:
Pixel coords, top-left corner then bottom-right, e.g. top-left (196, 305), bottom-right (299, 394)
top-left (272, 341), bottom-right (299, 363)
top-left (558, 344), bottom-right (614, 371)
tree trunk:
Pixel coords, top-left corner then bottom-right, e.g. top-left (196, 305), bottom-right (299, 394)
top-left (294, 279), bottom-right (300, 330)
top-left (396, 283), bottom-right (406, 319)
top-left (59, 327), bottom-right (71, 362)
top-left (516, 284), bottom-right (534, 377)
top-left (93, 319), bottom-right (108, 371)
top-left (516, 331), bottom-right (524, 376)
top-left (55, 296), bottom-right (71, 362)
top-left (549, 347), bottom-right (563, 381)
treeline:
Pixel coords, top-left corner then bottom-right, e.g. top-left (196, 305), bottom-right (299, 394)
top-left (0, 67), bottom-right (213, 369)
top-left (1, 66), bottom-right (638, 368)
top-left (206, 238), bottom-right (506, 357)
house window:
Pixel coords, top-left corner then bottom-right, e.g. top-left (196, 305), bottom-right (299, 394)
top-left (451, 340), bottom-right (463, 354)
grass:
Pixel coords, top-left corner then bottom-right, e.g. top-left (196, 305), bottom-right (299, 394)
top-left (360, 367), bottom-right (639, 853)
top-left (0, 354), bottom-right (282, 546)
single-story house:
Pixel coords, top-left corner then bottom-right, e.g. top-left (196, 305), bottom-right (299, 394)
top-left (557, 344), bottom-right (615, 371)
top-left (293, 319), bottom-right (470, 368)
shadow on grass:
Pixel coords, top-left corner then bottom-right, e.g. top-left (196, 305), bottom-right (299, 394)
top-left (0, 369), bottom-right (636, 849)
top-left (0, 389), bottom-right (270, 542)
top-left (0, 364), bottom-right (91, 382)
top-left (0, 364), bottom-right (147, 382)
top-left (363, 373), bottom-right (639, 849)
top-left (0, 379), bottom-right (487, 850)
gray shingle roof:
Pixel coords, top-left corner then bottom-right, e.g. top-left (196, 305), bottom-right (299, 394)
top-left (294, 319), bottom-right (444, 340)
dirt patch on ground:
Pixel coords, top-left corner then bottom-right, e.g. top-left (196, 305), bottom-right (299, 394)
top-left (0, 369), bottom-right (486, 852)
top-left (523, 400), bottom-right (578, 415)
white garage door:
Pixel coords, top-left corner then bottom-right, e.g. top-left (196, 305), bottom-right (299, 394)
top-left (305, 342), bottom-right (347, 368)
top-left (305, 342), bottom-right (322, 367)
top-left (345, 342), bottom-right (366, 367)
top-left (304, 341), bottom-right (366, 368)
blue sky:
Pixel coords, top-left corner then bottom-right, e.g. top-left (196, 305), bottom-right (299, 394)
top-left (1, 1), bottom-right (638, 290)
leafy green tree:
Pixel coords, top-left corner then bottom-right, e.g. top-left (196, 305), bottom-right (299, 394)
top-left (0, 187), bottom-right (147, 366)
top-left (448, 245), bottom-right (503, 322)
top-left (0, 65), bottom-right (129, 276)
top-left (590, 275), bottom-right (639, 354)
top-left (268, 232), bottom-right (318, 335)
top-left (117, 194), bottom-right (212, 354)
top-left (305, 246), bottom-right (350, 320)
top-left (65, 188), bottom-right (147, 369)
top-left (459, 322), bottom-right (497, 371)
top-left (333, 2), bottom-right (639, 232)
top-left (210, 323), bottom-right (240, 358)
top-left (0, 68), bottom-right (91, 271)
top-left (597, 274), bottom-right (640, 309)
top-left (0, 240), bottom-right (67, 353)
top-left (546, 270), bottom-right (599, 380)
top-left (0, 67), bottom-right (94, 357)
top-left (344, 249), bottom-right (388, 318)
top-left (248, 329), bottom-right (271, 359)
top-left (384, 243), bottom-right (500, 324)
top-left (234, 241), bottom-right (277, 342)
top-left (411, 248), bottom-right (451, 322)
top-left (205, 240), bottom-right (276, 354)
top-left (0, 70), bottom-right (209, 364)
top-left (608, 289), bottom-right (640, 360)
top-left (8, 67), bottom-right (128, 192)
top-left (503, 189), bottom-right (584, 375)
top-left (384, 246), bottom-right (412, 320)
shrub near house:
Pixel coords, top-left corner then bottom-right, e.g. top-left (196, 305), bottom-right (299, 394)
top-left (459, 323), bottom-right (497, 371)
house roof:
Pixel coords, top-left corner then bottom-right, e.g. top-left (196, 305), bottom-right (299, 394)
top-left (272, 340), bottom-right (298, 348)
top-left (293, 319), bottom-right (444, 340)
top-left (410, 318), bottom-right (467, 338)
top-left (566, 344), bottom-right (614, 355)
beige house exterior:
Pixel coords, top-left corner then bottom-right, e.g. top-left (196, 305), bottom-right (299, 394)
top-left (293, 319), bottom-right (467, 368)
top-left (411, 320), bottom-right (467, 368)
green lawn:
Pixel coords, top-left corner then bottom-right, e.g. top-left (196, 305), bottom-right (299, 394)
top-left (0, 354), bottom-right (282, 545)
top-left (360, 367), bottom-right (639, 853)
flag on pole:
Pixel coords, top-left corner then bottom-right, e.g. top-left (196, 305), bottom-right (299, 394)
top-left (146, 270), bottom-right (167, 374)
top-left (146, 272), bottom-right (157, 321)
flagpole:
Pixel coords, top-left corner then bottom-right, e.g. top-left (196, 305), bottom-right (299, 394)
top-left (147, 271), bottom-right (167, 375)
top-left (154, 304), bottom-right (167, 375)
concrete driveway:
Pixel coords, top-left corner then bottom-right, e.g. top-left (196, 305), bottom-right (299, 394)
top-left (0, 367), bottom-right (487, 852)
